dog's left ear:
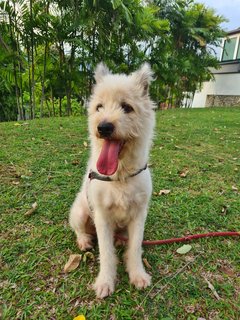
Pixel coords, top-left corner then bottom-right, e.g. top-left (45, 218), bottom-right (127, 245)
top-left (132, 63), bottom-right (153, 96)
top-left (94, 63), bottom-right (111, 83)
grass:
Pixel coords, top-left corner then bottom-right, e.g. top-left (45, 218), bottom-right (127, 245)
top-left (1, 107), bottom-right (240, 320)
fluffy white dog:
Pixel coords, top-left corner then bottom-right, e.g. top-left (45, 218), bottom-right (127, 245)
top-left (69, 63), bottom-right (155, 298)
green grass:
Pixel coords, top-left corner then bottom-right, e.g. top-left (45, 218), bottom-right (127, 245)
top-left (1, 107), bottom-right (240, 320)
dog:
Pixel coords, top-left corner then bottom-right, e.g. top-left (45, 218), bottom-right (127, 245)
top-left (69, 63), bottom-right (155, 298)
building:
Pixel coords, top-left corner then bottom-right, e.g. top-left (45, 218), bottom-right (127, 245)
top-left (191, 27), bottom-right (240, 108)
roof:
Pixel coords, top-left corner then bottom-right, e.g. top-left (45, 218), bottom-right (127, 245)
top-left (227, 27), bottom-right (240, 36)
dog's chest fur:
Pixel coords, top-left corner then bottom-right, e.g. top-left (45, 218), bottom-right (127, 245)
top-left (88, 178), bottom-right (150, 227)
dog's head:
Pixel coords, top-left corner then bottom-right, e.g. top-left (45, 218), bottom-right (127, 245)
top-left (88, 63), bottom-right (155, 176)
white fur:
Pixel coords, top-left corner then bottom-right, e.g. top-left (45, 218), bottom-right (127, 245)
top-left (69, 63), bottom-right (155, 298)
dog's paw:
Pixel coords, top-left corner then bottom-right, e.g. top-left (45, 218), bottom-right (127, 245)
top-left (130, 271), bottom-right (151, 289)
top-left (77, 234), bottom-right (93, 251)
top-left (93, 277), bottom-right (115, 299)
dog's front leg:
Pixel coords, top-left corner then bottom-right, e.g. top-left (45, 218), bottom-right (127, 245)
top-left (93, 212), bottom-right (117, 298)
top-left (125, 211), bottom-right (151, 289)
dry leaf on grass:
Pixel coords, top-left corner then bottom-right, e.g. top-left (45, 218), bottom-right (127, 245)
top-left (176, 244), bottom-right (192, 255)
top-left (64, 254), bottom-right (82, 273)
top-left (143, 258), bottom-right (152, 269)
top-left (82, 251), bottom-right (95, 262)
top-left (158, 189), bottom-right (171, 195)
top-left (179, 169), bottom-right (189, 178)
top-left (25, 202), bottom-right (38, 216)
top-left (232, 185), bottom-right (238, 191)
top-left (83, 141), bottom-right (88, 147)
top-left (203, 276), bottom-right (221, 300)
top-left (72, 160), bottom-right (80, 166)
top-left (185, 305), bottom-right (195, 314)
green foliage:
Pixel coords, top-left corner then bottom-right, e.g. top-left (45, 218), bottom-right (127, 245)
top-left (150, 0), bottom-right (226, 107)
top-left (0, 0), bottom-right (226, 120)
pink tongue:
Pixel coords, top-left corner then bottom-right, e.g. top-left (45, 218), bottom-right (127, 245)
top-left (97, 140), bottom-right (121, 175)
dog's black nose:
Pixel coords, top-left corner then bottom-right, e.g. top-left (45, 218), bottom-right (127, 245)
top-left (97, 122), bottom-right (115, 137)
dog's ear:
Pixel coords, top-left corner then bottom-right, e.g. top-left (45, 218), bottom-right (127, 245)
top-left (132, 63), bottom-right (153, 96)
top-left (94, 63), bottom-right (111, 83)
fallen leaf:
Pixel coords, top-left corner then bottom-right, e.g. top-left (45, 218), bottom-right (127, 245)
top-left (158, 189), bottom-right (170, 195)
top-left (25, 202), bottom-right (38, 216)
top-left (83, 141), bottom-right (88, 147)
top-left (12, 181), bottom-right (20, 185)
top-left (179, 169), bottom-right (189, 178)
top-left (82, 251), bottom-right (94, 262)
top-left (64, 254), bottom-right (82, 273)
top-left (21, 175), bottom-right (31, 180)
top-left (219, 266), bottom-right (235, 277)
top-left (143, 258), bottom-right (152, 269)
top-left (221, 205), bottom-right (228, 215)
top-left (176, 244), bottom-right (192, 254)
top-left (185, 305), bottom-right (195, 314)
top-left (232, 185), bottom-right (238, 191)
top-left (203, 276), bottom-right (221, 300)
top-left (174, 145), bottom-right (182, 150)
top-left (72, 160), bottom-right (80, 166)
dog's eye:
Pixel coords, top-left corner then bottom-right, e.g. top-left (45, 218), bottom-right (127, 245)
top-left (96, 104), bottom-right (103, 112)
top-left (121, 102), bottom-right (134, 114)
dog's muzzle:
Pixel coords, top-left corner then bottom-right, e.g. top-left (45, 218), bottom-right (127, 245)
top-left (97, 121), bottom-right (115, 138)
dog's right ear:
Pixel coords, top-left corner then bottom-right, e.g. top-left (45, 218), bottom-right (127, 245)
top-left (131, 63), bottom-right (153, 96)
top-left (94, 63), bottom-right (111, 83)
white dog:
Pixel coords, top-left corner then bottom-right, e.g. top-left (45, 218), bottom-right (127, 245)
top-left (69, 63), bottom-right (155, 298)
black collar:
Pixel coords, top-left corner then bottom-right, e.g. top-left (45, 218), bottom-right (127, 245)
top-left (88, 164), bottom-right (148, 182)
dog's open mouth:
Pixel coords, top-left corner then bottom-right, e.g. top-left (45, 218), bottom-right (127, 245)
top-left (97, 140), bottom-right (124, 176)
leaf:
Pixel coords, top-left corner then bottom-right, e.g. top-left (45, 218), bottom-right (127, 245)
top-left (25, 202), bottom-right (38, 216)
top-left (72, 160), bottom-right (80, 166)
top-left (143, 258), bottom-right (152, 269)
top-left (203, 277), bottom-right (221, 300)
top-left (232, 185), bottom-right (238, 191)
top-left (83, 141), bottom-right (88, 147)
top-left (176, 244), bottom-right (192, 254)
top-left (158, 189), bottom-right (170, 195)
top-left (179, 169), bottom-right (189, 178)
top-left (111, 0), bottom-right (122, 10)
top-left (82, 251), bottom-right (95, 262)
top-left (64, 254), bottom-right (82, 273)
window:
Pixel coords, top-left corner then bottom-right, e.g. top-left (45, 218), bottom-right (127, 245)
top-left (222, 37), bottom-right (237, 61)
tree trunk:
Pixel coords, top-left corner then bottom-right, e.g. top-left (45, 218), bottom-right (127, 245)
top-left (51, 87), bottom-right (55, 116)
top-left (27, 45), bottom-right (33, 119)
top-left (59, 97), bottom-right (62, 117)
top-left (40, 2), bottom-right (50, 118)
top-left (30, 0), bottom-right (36, 119)
top-left (40, 43), bottom-right (48, 117)
top-left (8, 12), bottom-right (23, 120)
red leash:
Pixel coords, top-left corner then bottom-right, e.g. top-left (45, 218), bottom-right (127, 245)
top-left (116, 231), bottom-right (240, 246)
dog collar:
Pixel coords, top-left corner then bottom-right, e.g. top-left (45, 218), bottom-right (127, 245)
top-left (88, 164), bottom-right (148, 182)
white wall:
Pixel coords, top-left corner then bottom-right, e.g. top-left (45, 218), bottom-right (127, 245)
top-left (192, 73), bottom-right (240, 108)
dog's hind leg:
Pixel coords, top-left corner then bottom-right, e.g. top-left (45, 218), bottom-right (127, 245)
top-left (69, 191), bottom-right (94, 251)
top-left (125, 210), bottom-right (151, 289)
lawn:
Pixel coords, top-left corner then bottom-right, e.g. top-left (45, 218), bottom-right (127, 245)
top-left (1, 107), bottom-right (240, 320)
